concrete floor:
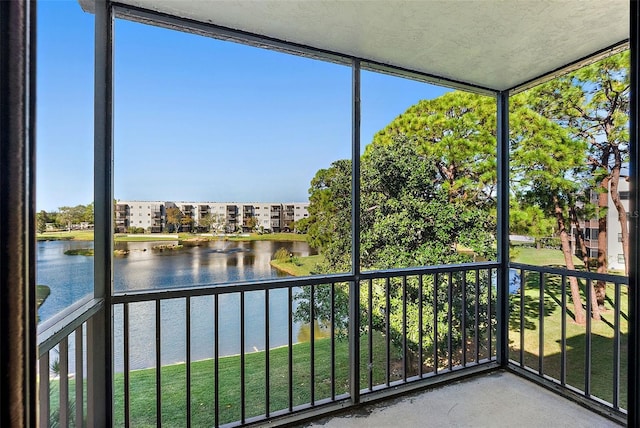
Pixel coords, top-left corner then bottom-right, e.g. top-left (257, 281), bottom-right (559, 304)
top-left (308, 371), bottom-right (622, 428)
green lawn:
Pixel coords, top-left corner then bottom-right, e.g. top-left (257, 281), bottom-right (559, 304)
top-left (226, 233), bottom-right (308, 242)
top-left (48, 333), bottom-right (396, 427)
top-left (37, 230), bottom-right (95, 241)
top-left (511, 246), bottom-right (585, 267)
top-left (508, 247), bottom-right (628, 408)
top-left (270, 255), bottom-right (325, 276)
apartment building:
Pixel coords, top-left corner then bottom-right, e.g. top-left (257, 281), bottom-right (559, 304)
top-left (115, 201), bottom-right (165, 233)
top-left (115, 200), bottom-right (309, 233)
top-left (570, 176), bottom-right (629, 271)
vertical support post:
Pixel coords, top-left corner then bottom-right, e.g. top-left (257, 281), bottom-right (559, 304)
top-left (89, 0), bottom-right (114, 426)
top-left (349, 58), bottom-right (361, 404)
top-left (496, 91), bottom-right (510, 367)
top-left (0, 1), bottom-right (36, 426)
top-left (628, 0), bottom-right (639, 425)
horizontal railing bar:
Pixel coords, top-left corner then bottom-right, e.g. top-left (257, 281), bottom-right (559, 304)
top-left (511, 263), bottom-right (628, 284)
top-left (112, 273), bottom-right (353, 303)
top-left (38, 298), bottom-right (104, 356)
top-left (508, 365), bottom-right (626, 425)
top-left (239, 394), bottom-right (352, 428)
top-left (38, 294), bottom-right (95, 333)
top-left (360, 358), bottom-right (497, 395)
top-left (112, 262), bottom-right (501, 303)
top-left (359, 262), bottom-right (499, 279)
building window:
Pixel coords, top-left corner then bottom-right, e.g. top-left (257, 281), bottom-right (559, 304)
top-left (620, 191), bottom-right (629, 200)
top-left (618, 254), bottom-right (625, 264)
top-left (618, 233), bottom-right (623, 242)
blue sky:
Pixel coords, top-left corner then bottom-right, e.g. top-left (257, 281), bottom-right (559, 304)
top-left (37, 1), bottom-right (449, 211)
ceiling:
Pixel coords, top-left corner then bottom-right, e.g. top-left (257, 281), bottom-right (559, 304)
top-left (81, 0), bottom-right (629, 92)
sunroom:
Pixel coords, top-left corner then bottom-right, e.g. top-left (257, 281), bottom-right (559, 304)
top-left (1, 0), bottom-right (639, 427)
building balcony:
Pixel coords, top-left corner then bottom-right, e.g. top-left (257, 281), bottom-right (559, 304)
top-left (37, 263), bottom-right (628, 427)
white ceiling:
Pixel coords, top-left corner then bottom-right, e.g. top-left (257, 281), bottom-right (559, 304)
top-left (81, 0), bottom-right (629, 92)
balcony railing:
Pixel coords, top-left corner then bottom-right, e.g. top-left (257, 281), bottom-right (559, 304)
top-left (36, 262), bottom-right (627, 426)
top-left (509, 263), bottom-right (628, 423)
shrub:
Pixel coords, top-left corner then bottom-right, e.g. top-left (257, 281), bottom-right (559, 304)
top-left (273, 247), bottom-right (291, 261)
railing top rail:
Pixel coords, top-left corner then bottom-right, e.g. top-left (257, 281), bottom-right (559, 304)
top-left (511, 262), bottom-right (628, 285)
top-left (112, 261), bottom-right (500, 304)
top-left (37, 297), bottom-right (104, 356)
top-left (359, 261), bottom-right (499, 279)
top-left (112, 273), bottom-right (354, 303)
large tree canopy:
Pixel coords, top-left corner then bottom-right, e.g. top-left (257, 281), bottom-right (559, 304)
top-left (298, 85), bottom-right (603, 369)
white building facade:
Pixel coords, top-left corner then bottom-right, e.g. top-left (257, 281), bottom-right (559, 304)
top-left (114, 200), bottom-right (309, 233)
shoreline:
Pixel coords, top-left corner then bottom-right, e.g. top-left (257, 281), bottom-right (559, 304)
top-left (37, 231), bottom-right (308, 243)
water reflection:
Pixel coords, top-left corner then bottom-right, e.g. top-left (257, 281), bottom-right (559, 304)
top-left (38, 238), bottom-right (316, 371)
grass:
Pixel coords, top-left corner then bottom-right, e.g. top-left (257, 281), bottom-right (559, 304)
top-left (36, 285), bottom-right (50, 308)
top-left (112, 333), bottom-right (389, 427)
top-left (226, 233), bottom-right (308, 242)
top-left (511, 246), bottom-right (585, 268)
top-left (508, 246), bottom-right (628, 408)
top-left (270, 255), bottom-right (325, 276)
top-left (48, 333), bottom-right (394, 427)
top-left (37, 230), bottom-right (95, 241)
top-left (64, 248), bottom-right (94, 256)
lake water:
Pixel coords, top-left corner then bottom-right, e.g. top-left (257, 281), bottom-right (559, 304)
top-left (37, 239), bottom-right (317, 371)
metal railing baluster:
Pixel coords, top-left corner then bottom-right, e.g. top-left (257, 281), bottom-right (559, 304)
top-left (614, 281), bottom-right (621, 409)
top-left (402, 276), bottom-right (407, 381)
top-left (418, 275), bottom-right (424, 377)
top-left (434, 273), bottom-right (439, 373)
top-left (214, 294), bottom-right (219, 427)
top-left (385, 277), bottom-right (391, 385)
top-left (124, 304), bottom-right (130, 428)
top-left (265, 289), bottom-right (270, 417)
top-left (330, 282), bottom-right (336, 400)
top-left (367, 279), bottom-right (373, 390)
top-left (288, 287), bottom-right (293, 412)
top-left (60, 337), bottom-right (69, 427)
top-left (156, 300), bottom-right (162, 427)
top-left (39, 351), bottom-right (50, 428)
top-left (240, 291), bottom-right (246, 423)
top-left (462, 270), bottom-right (467, 367)
top-left (585, 278), bottom-right (592, 397)
top-left (75, 326), bottom-right (84, 428)
top-left (520, 270), bottom-right (525, 367)
top-left (186, 297), bottom-right (192, 427)
top-left (310, 284), bottom-right (315, 405)
top-left (561, 275), bottom-right (567, 386)
top-left (539, 272), bottom-right (544, 376)
top-left (475, 270), bottom-right (480, 364)
top-left (447, 273), bottom-right (453, 371)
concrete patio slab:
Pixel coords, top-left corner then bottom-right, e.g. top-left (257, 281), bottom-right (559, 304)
top-left (307, 371), bottom-right (621, 427)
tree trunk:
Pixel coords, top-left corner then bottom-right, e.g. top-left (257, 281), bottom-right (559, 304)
top-left (569, 206), bottom-right (600, 320)
top-left (595, 176), bottom-right (609, 309)
top-left (554, 197), bottom-right (586, 325)
top-left (609, 147), bottom-right (629, 275)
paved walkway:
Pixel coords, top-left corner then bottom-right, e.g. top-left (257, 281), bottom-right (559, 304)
top-left (307, 371), bottom-right (622, 427)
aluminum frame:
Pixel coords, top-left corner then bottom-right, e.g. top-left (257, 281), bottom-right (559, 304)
top-left (0, 1), bottom-right (37, 426)
top-left (27, 0), bottom-right (639, 426)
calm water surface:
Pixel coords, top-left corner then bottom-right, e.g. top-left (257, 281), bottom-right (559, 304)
top-left (37, 239), bottom-right (317, 371)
